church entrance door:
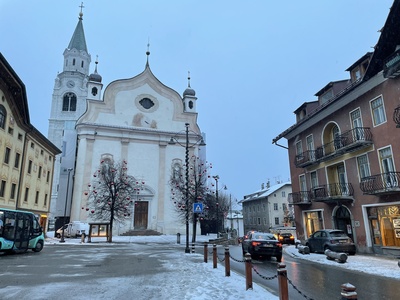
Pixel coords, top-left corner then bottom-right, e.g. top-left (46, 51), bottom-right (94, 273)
top-left (134, 201), bottom-right (148, 230)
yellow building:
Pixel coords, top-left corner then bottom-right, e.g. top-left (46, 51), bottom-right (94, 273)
top-left (0, 52), bottom-right (61, 231)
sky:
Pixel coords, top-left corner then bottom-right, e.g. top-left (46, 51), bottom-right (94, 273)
top-left (0, 0), bottom-right (395, 202)
top-left (2, 234), bottom-right (398, 299)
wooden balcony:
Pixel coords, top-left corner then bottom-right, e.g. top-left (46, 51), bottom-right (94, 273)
top-left (310, 183), bottom-right (354, 203)
top-left (294, 127), bottom-right (373, 168)
top-left (288, 192), bottom-right (312, 205)
top-left (360, 172), bottom-right (400, 195)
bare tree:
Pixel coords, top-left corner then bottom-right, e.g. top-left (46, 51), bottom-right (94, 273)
top-left (84, 159), bottom-right (140, 242)
top-left (169, 155), bottom-right (210, 242)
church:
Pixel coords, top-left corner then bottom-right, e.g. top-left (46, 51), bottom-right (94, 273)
top-left (48, 8), bottom-right (205, 235)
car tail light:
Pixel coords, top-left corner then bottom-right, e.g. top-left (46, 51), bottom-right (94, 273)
top-left (279, 236), bottom-right (284, 241)
top-left (277, 242), bottom-right (282, 247)
top-left (252, 241), bottom-right (261, 247)
top-left (330, 239), bottom-right (338, 244)
top-left (290, 236), bottom-right (294, 240)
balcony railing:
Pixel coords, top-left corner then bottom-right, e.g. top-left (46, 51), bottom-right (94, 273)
top-left (288, 191), bottom-right (312, 205)
top-left (310, 183), bottom-right (354, 203)
top-left (360, 172), bottom-right (400, 195)
top-left (294, 127), bottom-right (373, 168)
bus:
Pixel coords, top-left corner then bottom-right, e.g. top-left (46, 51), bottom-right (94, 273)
top-left (0, 208), bottom-right (45, 253)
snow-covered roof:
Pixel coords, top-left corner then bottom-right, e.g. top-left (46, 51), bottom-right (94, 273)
top-left (239, 181), bottom-right (291, 203)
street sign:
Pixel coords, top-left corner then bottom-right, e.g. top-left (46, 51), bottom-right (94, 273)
top-left (193, 203), bottom-right (203, 213)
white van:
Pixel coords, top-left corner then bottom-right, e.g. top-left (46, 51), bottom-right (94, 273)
top-left (56, 221), bottom-right (89, 238)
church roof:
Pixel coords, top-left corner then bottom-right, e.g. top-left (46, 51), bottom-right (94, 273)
top-left (67, 12), bottom-right (88, 52)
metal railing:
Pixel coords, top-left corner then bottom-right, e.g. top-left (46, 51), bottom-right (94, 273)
top-left (295, 127), bottom-right (372, 168)
top-left (310, 183), bottom-right (354, 201)
top-left (288, 191), bottom-right (312, 205)
top-left (360, 172), bottom-right (400, 195)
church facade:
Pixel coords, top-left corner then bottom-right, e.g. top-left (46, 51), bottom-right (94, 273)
top-left (48, 9), bottom-right (205, 235)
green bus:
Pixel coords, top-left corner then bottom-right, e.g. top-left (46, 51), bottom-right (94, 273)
top-left (0, 208), bottom-right (44, 253)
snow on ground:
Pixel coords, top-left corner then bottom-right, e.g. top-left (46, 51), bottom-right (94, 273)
top-left (17, 233), bottom-right (396, 300)
top-left (40, 233), bottom-right (279, 300)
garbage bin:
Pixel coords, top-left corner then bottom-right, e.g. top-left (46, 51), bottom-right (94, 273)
top-left (177, 233), bottom-right (181, 244)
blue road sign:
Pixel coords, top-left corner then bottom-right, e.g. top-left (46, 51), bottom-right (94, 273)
top-left (193, 203), bottom-right (203, 213)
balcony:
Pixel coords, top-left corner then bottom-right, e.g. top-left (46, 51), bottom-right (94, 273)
top-left (294, 127), bottom-right (373, 168)
top-left (360, 172), bottom-right (400, 195)
top-left (383, 49), bottom-right (400, 79)
top-left (288, 191), bottom-right (312, 205)
top-left (310, 183), bottom-right (354, 203)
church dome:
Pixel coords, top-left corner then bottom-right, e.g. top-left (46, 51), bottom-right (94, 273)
top-left (183, 86), bottom-right (196, 97)
top-left (89, 72), bottom-right (102, 82)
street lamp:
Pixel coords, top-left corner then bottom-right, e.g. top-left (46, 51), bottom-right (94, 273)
top-left (169, 123), bottom-right (205, 253)
top-left (212, 175), bottom-right (219, 237)
top-left (60, 168), bottom-right (73, 243)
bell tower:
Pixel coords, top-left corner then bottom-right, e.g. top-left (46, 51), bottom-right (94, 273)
top-left (48, 5), bottom-right (91, 228)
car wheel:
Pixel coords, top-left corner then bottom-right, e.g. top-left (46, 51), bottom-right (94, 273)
top-left (32, 241), bottom-right (43, 252)
top-left (56, 233), bottom-right (61, 238)
top-left (306, 243), bottom-right (313, 253)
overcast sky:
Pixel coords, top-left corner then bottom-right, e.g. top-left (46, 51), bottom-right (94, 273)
top-left (0, 0), bottom-right (394, 202)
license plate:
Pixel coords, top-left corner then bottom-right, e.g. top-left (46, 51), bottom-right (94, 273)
top-left (263, 244), bottom-right (273, 247)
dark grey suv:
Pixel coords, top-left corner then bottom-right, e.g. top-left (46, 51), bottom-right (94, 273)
top-left (305, 229), bottom-right (356, 255)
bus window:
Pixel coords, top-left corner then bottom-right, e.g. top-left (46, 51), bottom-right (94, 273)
top-left (4, 211), bottom-right (16, 241)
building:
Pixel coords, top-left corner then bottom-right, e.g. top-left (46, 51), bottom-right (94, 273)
top-left (240, 181), bottom-right (292, 234)
top-left (0, 52), bottom-right (61, 230)
top-left (273, 1), bottom-right (400, 256)
top-left (48, 9), bottom-right (205, 235)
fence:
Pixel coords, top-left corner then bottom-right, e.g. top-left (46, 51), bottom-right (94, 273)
top-left (196, 243), bottom-right (357, 300)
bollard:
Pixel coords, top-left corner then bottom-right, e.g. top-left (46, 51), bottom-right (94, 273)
top-left (325, 249), bottom-right (348, 263)
top-left (298, 245), bottom-right (310, 254)
top-left (341, 283), bottom-right (357, 300)
top-left (245, 252), bottom-right (252, 290)
top-left (192, 243), bottom-right (195, 253)
top-left (204, 242), bottom-right (208, 263)
top-left (176, 233), bottom-right (181, 244)
top-left (81, 233), bottom-right (85, 243)
top-left (277, 263), bottom-right (289, 300)
top-left (224, 246), bottom-right (230, 277)
top-left (213, 244), bottom-right (217, 269)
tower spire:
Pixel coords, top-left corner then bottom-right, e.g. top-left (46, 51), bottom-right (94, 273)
top-left (146, 39), bottom-right (150, 67)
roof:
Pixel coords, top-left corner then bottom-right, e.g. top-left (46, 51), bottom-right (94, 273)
top-left (0, 52), bottom-right (61, 155)
top-left (67, 14), bottom-right (88, 52)
top-left (240, 181), bottom-right (291, 203)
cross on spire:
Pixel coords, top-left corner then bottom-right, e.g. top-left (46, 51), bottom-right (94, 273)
top-left (79, 2), bottom-right (84, 19)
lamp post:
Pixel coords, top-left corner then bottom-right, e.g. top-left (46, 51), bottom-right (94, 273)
top-left (213, 175), bottom-right (219, 237)
top-left (60, 168), bottom-right (73, 243)
top-left (169, 123), bottom-right (205, 253)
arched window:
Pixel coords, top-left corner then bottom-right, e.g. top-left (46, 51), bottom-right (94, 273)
top-left (72, 58), bottom-right (76, 66)
top-left (91, 87), bottom-right (98, 96)
top-left (62, 93), bottom-right (77, 111)
top-left (81, 61), bottom-right (84, 68)
top-left (0, 104), bottom-right (6, 129)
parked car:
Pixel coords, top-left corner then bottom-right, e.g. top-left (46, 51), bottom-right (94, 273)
top-left (242, 231), bottom-right (282, 262)
top-left (278, 233), bottom-right (295, 245)
top-left (305, 229), bottom-right (356, 255)
top-left (56, 221), bottom-right (89, 238)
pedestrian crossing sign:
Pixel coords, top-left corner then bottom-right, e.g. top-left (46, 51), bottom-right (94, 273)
top-left (193, 203), bottom-right (203, 213)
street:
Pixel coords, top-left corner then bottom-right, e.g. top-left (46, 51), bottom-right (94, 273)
top-left (1, 242), bottom-right (400, 299)
top-left (227, 245), bottom-right (400, 299)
